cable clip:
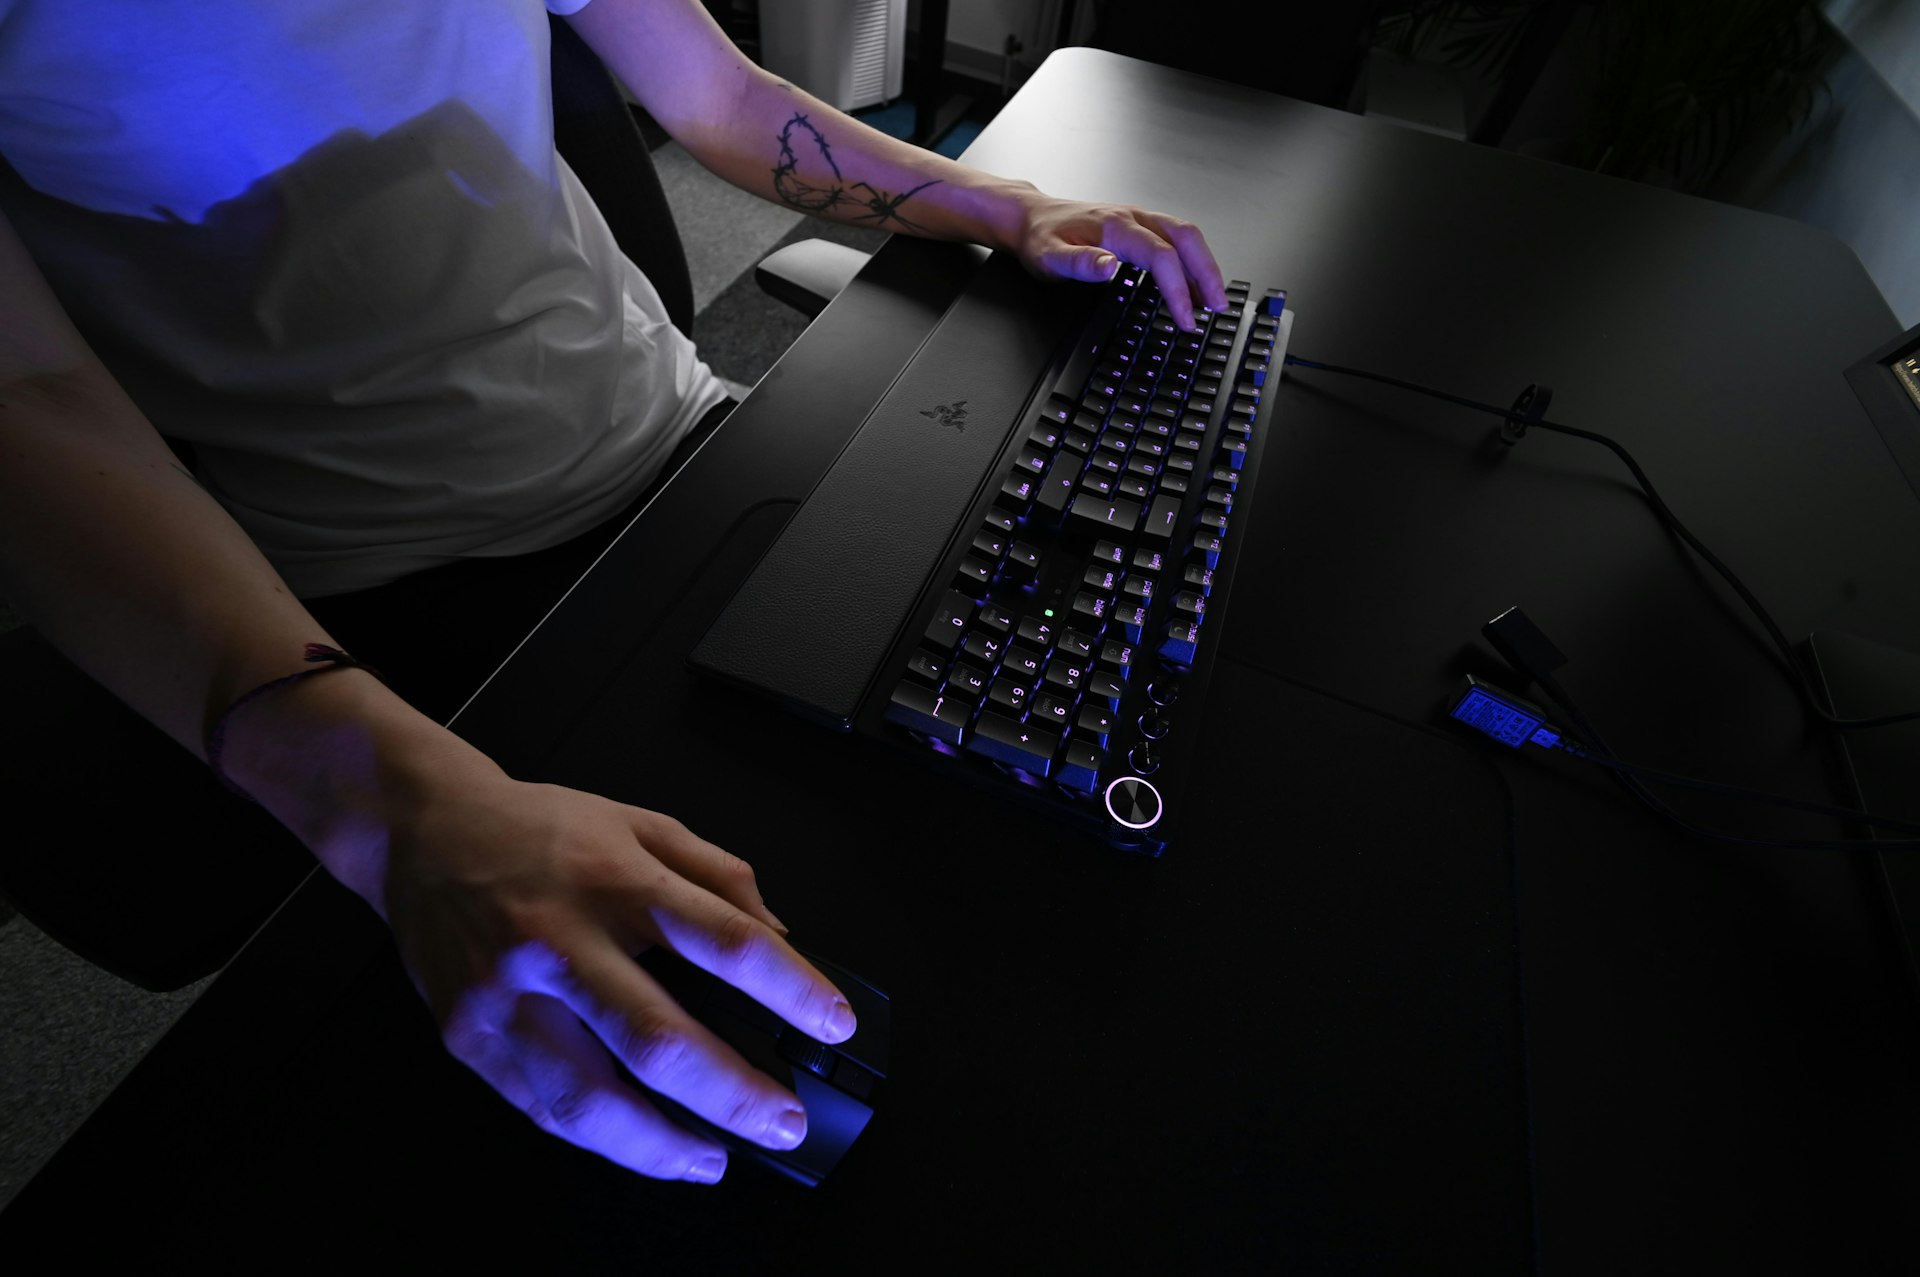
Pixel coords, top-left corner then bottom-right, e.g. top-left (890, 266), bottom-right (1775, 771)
top-left (1501, 383), bottom-right (1553, 446)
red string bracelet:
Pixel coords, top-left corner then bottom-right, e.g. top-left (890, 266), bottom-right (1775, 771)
top-left (205, 643), bottom-right (383, 799)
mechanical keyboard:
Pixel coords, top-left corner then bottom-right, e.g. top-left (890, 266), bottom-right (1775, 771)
top-left (690, 261), bottom-right (1292, 854)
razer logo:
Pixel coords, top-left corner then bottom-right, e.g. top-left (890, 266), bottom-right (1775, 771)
top-left (920, 400), bottom-right (969, 432)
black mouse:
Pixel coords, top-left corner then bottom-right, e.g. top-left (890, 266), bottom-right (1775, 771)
top-left (633, 946), bottom-right (890, 1187)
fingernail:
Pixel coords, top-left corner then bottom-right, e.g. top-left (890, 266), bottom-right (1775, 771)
top-left (1095, 252), bottom-right (1119, 278)
top-left (684, 1154), bottom-right (726, 1184)
top-left (764, 908), bottom-right (789, 936)
top-left (771, 1107), bottom-right (808, 1148)
top-left (825, 998), bottom-right (857, 1042)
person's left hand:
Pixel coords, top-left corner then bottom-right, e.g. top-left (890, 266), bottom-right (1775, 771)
top-left (1009, 194), bottom-right (1230, 331)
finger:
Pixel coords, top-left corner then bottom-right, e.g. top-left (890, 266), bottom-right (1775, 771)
top-left (1141, 239), bottom-right (1201, 332)
top-left (457, 991), bottom-right (731, 1183)
top-left (631, 871), bottom-right (856, 1045)
top-left (445, 1001), bottom-right (543, 1116)
top-left (1149, 215), bottom-right (1229, 315)
top-left (629, 808), bottom-right (788, 935)
top-left (1037, 244), bottom-right (1122, 284)
top-left (607, 813), bottom-right (855, 1042)
top-left (1098, 220), bottom-right (1199, 332)
top-left (557, 936), bottom-right (818, 1151)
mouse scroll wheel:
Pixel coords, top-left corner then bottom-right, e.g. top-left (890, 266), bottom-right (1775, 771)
top-left (777, 1029), bottom-right (838, 1080)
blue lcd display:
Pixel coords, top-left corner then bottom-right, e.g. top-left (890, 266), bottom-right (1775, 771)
top-left (1449, 686), bottom-right (1542, 748)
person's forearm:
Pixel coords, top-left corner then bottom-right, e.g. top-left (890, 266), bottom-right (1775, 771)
top-left (705, 75), bottom-right (1033, 246)
top-left (0, 362), bottom-right (336, 753)
top-left (570, 0), bottom-right (1038, 250)
top-left (0, 360), bottom-right (460, 900)
top-left (571, 0), bottom-right (1224, 329)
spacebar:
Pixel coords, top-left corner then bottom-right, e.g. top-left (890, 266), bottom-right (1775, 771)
top-left (688, 254), bottom-right (1092, 727)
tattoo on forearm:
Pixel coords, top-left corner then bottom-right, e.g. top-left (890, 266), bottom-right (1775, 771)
top-left (771, 114), bottom-right (939, 231)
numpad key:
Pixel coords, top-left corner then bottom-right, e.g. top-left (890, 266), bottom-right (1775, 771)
top-left (690, 259), bottom-right (1293, 854)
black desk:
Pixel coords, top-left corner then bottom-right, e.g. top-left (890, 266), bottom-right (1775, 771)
top-left (9, 50), bottom-right (1920, 1274)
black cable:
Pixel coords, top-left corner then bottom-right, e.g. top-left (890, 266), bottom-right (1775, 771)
top-left (1452, 614), bottom-right (1920, 850)
top-left (1283, 353), bottom-right (1920, 731)
top-left (1534, 671), bottom-right (1920, 851)
top-left (1296, 352), bottom-right (1919, 848)
top-left (1562, 747), bottom-right (1920, 835)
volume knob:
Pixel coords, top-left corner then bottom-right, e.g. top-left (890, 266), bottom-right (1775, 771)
top-left (1104, 776), bottom-right (1163, 831)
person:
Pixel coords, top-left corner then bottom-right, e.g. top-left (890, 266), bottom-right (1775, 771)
top-left (0, 0), bottom-right (1227, 1184)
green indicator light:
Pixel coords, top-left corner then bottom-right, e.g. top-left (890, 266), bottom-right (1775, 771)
top-left (1043, 608), bottom-right (1055, 618)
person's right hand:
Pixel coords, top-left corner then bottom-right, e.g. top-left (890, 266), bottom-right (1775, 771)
top-left (380, 758), bottom-right (859, 1183)
top-left (1007, 191), bottom-right (1230, 333)
top-left (224, 676), bottom-right (856, 1184)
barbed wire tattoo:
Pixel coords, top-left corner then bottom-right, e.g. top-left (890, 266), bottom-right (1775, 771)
top-left (771, 113), bottom-right (940, 231)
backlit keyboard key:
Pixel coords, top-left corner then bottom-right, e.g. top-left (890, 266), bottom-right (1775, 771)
top-left (997, 474), bottom-right (1036, 512)
top-left (1069, 591), bottom-right (1110, 629)
top-left (924, 591), bottom-right (974, 649)
top-left (1086, 672), bottom-right (1127, 705)
top-left (947, 663), bottom-right (990, 700)
top-left (1159, 620), bottom-right (1201, 666)
top-left (1016, 617), bottom-right (1057, 648)
top-left (1142, 494), bottom-right (1181, 542)
top-left (986, 680), bottom-right (1032, 716)
top-left (1043, 662), bottom-right (1087, 695)
top-left (967, 713), bottom-right (1060, 775)
top-left (1058, 740), bottom-right (1104, 792)
top-left (960, 631), bottom-right (1005, 666)
top-left (1075, 704), bottom-right (1115, 746)
top-left (1003, 646), bottom-right (1045, 681)
top-left (1031, 693), bottom-right (1074, 731)
top-left (1056, 631), bottom-right (1096, 662)
top-left (885, 683), bottom-right (970, 745)
top-left (1066, 493), bottom-right (1141, 536)
top-left (953, 556), bottom-right (992, 593)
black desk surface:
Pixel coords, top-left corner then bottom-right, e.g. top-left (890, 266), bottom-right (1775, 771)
top-left (9, 50), bottom-right (1920, 1273)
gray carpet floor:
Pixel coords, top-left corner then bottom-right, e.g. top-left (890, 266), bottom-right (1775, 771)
top-left (0, 141), bottom-right (888, 1213)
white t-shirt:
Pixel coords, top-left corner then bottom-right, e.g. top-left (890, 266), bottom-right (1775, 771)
top-left (0, 0), bottom-right (724, 596)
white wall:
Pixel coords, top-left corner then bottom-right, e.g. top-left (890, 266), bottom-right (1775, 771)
top-left (1824, 0), bottom-right (1920, 105)
top-left (945, 0), bottom-right (1050, 54)
top-left (939, 0), bottom-right (1074, 86)
top-left (1721, 4), bottom-right (1920, 327)
top-left (1360, 0), bottom-right (1920, 330)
